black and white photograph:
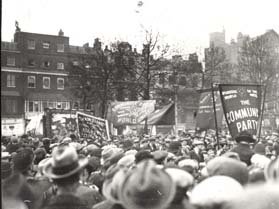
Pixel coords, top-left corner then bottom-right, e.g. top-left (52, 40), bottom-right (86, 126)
top-left (1, 0), bottom-right (279, 209)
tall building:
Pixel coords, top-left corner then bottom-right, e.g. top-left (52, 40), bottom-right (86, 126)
top-left (1, 28), bottom-right (71, 136)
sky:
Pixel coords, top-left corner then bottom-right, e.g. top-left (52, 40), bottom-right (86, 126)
top-left (2, 0), bottom-right (279, 58)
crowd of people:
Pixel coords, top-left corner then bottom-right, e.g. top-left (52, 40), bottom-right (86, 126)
top-left (1, 129), bottom-right (279, 209)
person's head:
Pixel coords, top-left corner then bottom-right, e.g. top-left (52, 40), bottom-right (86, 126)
top-left (119, 160), bottom-right (176, 209)
top-left (134, 150), bottom-right (153, 164)
top-left (11, 135), bottom-right (20, 144)
top-left (43, 145), bottom-right (88, 185)
top-left (168, 141), bottom-right (182, 155)
top-left (205, 156), bottom-right (249, 185)
top-left (34, 148), bottom-right (47, 165)
top-left (190, 176), bottom-right (243, 209)
top-left (235, 131), bottom-right (255, 144)
top-left (165, 167), bottom-right (194, 202)
top-left (12, 148), bottom-right (34, 175)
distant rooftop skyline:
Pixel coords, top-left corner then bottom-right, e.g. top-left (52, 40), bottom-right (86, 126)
top-left (2, 0), bottom-right (279, 58)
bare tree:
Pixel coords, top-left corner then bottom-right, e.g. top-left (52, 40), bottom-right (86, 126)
top-left (204, 43), bottom-right (228, 87)
top-left (134, 30), bottom-right (170, 100)
top-left (238, 36), bottom-right (279, 86)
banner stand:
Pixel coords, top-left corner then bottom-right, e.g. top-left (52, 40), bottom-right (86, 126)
top-left (212, 83), bottom-right (220, 150)
top-left (257, 85), bottom-right (267, 140)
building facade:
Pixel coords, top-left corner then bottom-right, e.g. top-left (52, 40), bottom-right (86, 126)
top-left (1, 29), bottom-right (72, 136)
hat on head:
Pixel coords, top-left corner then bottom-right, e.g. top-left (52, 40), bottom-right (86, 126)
top-left (12, 148), bottom-right (34, 173)
top-left (117, 154), bottom-right (135, 168)
top-left (134, 150), bottom-right (153, 164)
top-left (178, 159), bottom-right (199, 170)
top-left (165, 167), bottom-right (194, 188)
top-left (190, 176), bottom-right (243, 206)
top-left (235, 131), bottom-right (255, 143)
top-left (122, 140), bottom-right (133, 150)
top-left (61, 137), bottom-right (72, 144)
top-left (43, 145), bottom-right (88, 179)
top-left (222, 152), bottom-right (240, 161)
top-left (125, 149), bottom-right (138, 156)
top-left (226, 183), bottom-right (279, 209)
top-left (37, 157), bottom-right (51, 174)
top-left (102, 165), bottom-right (128, 203)
top-left (168, 141), bottom-right (182, 154)
top-left (251, 153), bottom-right (270, 169)
top-left (87, 156), bottom-right (101, 171)
top-left (152, 150), bottom-right (168, 161)
top-left (254, 143), bottom-right (266, 155)
top-left (101, 147), bottom-right (124, 166)
top-left (206, 156), bottom-right (249, 185)
top-left (120, 160), bottom-right (176, 209)
top-left (86, 145), bottom-right (102, 158)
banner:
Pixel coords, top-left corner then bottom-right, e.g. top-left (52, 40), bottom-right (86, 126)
top-left (219, 84), bottom-right (262, 138)
top-left (108, 100), bottom-right (156, 125)
top-left (76, 112), bottom-right (110, 142)
top-left (196, 90), bottom-right (223, 131)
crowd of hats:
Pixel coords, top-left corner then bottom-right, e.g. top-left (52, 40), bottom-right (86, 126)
top-left (1, 130), bottom-right (279, 209)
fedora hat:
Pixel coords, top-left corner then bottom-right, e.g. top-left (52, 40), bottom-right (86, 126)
top-left (120, 160), bottom-right (176, 209)
top-left (43, 145), bottom-right (88, 179)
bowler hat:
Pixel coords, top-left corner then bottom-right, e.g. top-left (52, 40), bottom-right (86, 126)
top-left (43, 145), bottom-right (88, 179)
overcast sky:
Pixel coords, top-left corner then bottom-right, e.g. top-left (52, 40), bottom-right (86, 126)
top-left (2, 0), bottom-right (279, 57)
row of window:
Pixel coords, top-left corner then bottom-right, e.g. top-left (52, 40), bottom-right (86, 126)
top-left (27, 40), bottom-right (65, 52)
top-left (7, 74), bottom-right (64, 90)
top-left (6, 56), bottom-right (65, 70)
top-left (25, 100), bottom-right (71, 112)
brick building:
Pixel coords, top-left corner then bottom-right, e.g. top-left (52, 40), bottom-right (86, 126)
top-left (1, 29), bottom-right (71, 136)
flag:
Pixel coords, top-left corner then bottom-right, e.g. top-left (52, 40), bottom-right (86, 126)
top-left (219, 84), bottom-right (262, 138)
top-left (196, 90), bottom-right (223, 131)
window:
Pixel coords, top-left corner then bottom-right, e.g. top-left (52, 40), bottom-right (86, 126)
top-left (43, 42), bottom-right (50, 49)
top-left (28, 76), bottom-right (36, 88)
top-left (7, 74), bottom-right (16, 87)
top-left (57, 62), bottom-right (64, 70)
top-left (28, 101), bottom-right (34, 112)
top-left (43, 77), bottom-right (50, 89)
top-left (34, 101), bottom-right (39, 112)
top-left (56, 102), bottom-right (62, 109)
top-left (42, 101), bottom-right (48, 111)
top-left (42, 61), bottom-right (51, 68)
top-left (73, 101), bottom-right (80, 109)
top-left (27, 40), bottom-right (35, 49)
top-left (7, 57), bottom-right (16, 66)
top-left (5, 99), bottom-right (17, 114)
top-left (28, 59), bottom-right (36, 67)
top-left (62, 102), bottom-right (70, 110)
top-left (57, 78), bottom-right (64, 90)
top-left (57, 44), bottom-right (64, 52)
top-left (48, 101), bottom-right (55, 109)
top-left (27, 101), bottom-right (40, 112)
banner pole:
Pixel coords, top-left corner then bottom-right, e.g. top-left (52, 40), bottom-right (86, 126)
top-left (258, 85), bottom-right (267, 140)
top-left (211, 83), bottom-right (220, 150)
